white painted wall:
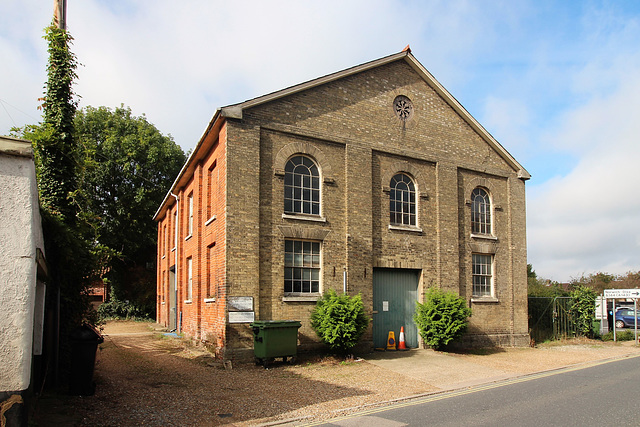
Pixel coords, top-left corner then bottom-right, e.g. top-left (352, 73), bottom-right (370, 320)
top-left (0, 136), bottom-right (45, 392)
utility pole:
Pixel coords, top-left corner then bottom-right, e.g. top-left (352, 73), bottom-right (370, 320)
top-left (49, 0), bottom-right (67, 388)
top-left (53, 0), bottom-right (67, 30)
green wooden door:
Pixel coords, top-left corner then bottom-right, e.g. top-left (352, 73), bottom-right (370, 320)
top-left (373, 268), bottom-right (419, 349)
top-left (169, 269), bottom-right (176, 331)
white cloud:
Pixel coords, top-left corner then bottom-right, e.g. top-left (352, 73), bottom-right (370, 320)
top-left (5, 0), bottom-right (640, 282)
top-left (64, 0), bottom-right (431, 148)
top-left (0, 0), bottom-right (50, 130)
top-left (481, 96), bottom-right (531, 160)
top-left (527, 68), bottom-right (640, 281)
top-left (1, 0), bottom-right (500, 147)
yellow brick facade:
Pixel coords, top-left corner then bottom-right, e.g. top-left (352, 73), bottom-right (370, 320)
top-left (155, 50), bottom-right (530, 361)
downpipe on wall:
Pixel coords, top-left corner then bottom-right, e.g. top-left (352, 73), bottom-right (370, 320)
top-left (170, 193), bottom-right (179, 333)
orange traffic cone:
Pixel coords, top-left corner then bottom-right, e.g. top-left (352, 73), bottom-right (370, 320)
top-left (397, 326), bottom-right (407, 350)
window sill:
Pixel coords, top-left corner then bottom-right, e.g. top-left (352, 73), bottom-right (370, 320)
top-left (162, 255), bottom-right (166, 259)
top-left (282, 213), bottom-right (327, 223)
top-left (470, 234), bottom-right (497, 241)
top-left (184, 300), bottom-right (193, 304)
top-left (471, 297), bottom-right (499, 304)
top-left (171, 247), bottom-right (176, 252)
top-left (389, 224), bottom-right (423, 233)
top-left (185, 234), bottom-right (193, 241)
top-left (161, 301), bottom-right (165, 305)
top-left (205, 215), bottom-right (217, 226)
top-left (204, 297), bottom-right (216, 303)
top-left (283, 294), bottom-right (321, 302)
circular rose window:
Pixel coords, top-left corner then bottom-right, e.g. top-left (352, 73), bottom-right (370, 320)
top-left (393, 95), bottom-right (413, 121)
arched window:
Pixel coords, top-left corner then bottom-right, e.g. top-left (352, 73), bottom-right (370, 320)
top-left (390, 173), bottom-right (416, 226)
top-left (284, 155), bottom-right (320, 215)
top-left (471, 187), bottom-right (491, 235)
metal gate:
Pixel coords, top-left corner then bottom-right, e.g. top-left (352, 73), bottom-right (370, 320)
top-left (373, 268), bottom-right (419, 349)
top-left (528, 296), bottom-right (575, 343)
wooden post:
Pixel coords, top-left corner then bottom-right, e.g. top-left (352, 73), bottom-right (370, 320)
top-left (53, 0), bottom-right (67, 30)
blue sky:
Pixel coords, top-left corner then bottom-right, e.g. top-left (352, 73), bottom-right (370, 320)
top-left (2, 0), bottom-right (640, 282)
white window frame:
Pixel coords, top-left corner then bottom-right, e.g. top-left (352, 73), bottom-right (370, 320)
top-left (186, 257), bottom-right (193, 302)
top-left (284, 239), bottom-right (321, 295)
top-left (284, 155), bottom-right (321, 216)
top-left (187, 193), bottom-right (194, 237)
top-left (471, 187), bottom-right (492, 235)
top-left (389, 173), bottom-right (417, 227)
top-left (206, 160), bottom-right (217, 222)
top-left (205, 243), bottom-right (216, 301)
top-left (472, 253), bottom-right (494, 298)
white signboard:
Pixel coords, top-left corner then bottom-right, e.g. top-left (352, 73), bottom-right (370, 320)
top-left (228, 296), bottom-right (254, 311)
top-left (229, 311), bottom-right (255, 323)
top-left (604, 289), bottom-right (640, 299)
top-left (382, 301), bottom-right (389, 312)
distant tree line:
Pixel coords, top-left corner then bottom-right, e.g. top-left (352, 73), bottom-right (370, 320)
top-left (528, 264), bottom-right (640, 297)
top-left (527, 265), bottom-right (640, 340)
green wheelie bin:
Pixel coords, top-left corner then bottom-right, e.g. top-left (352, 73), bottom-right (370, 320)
top-left (251, 320), bottom-right (301, 367)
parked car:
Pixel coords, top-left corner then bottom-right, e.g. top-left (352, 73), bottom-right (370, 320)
top-left (615, 308), bottom-right (640, 328)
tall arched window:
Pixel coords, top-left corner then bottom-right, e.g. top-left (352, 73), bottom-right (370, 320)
top-left (284, 155), bottom-right (320, 215)
top-left (471, 187), bottom-right (491, 235)
top-left (390, 173), bottom-right (416, 226)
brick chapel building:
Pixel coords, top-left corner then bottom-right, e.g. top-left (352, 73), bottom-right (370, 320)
top-left (154, 48), bottom-right (531, 361)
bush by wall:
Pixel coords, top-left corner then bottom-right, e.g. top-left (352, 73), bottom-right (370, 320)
top-left (570, 285), bottom-right (597, 338)
top-left (414, 287), bottom-right (472, 350)
top-left (310, 289), bottom-right (369, 355)
top-left (97, 296), bottom-right (154, 321)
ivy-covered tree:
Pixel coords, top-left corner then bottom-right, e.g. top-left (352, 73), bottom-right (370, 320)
top-left (75, 105), bottom-right (186, 314)
top-left (12, 23), bottom-right (98, 387)
top-left (33, 24), bottom-right (79, 223)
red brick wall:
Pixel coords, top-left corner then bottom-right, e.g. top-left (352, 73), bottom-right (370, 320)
top-left (156, 122), bottom-right (228, 356)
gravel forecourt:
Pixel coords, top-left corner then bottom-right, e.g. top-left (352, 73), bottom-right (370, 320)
top-left (32, 320), bottom-right (640, 426)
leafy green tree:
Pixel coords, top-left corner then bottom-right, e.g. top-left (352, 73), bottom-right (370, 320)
top-left (74, 105), bottom-right (186, 313)
top-left (528, 279), bottom-right (569, 297)
top-left (616, 271), bottom-right (640, 289)
top-left (526, 265), bottom-right (569, 297)
top-left (414, 287), bottom-right (472, 350)
top-left (570, 272), bottom-right (616, 295)
top-left (310, 290), bottom-right (370, 355)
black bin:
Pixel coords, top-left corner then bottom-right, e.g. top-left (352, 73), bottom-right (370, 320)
top-left (69, 323), bottom-right (104, 396)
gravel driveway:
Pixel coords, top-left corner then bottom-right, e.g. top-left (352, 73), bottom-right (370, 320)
top-left (32, 321), bottom-right (640, 426)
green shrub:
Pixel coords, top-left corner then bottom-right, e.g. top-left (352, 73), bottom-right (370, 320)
top-left (592, 320), bottom-right (602, 340)
top-left (310, 290), bottom-right (370, 355)
top-left (97, 297), bottom-right (153, 320)
top-left (570, 285), bottom-right (597, 337)
top-left (601, 330), bottom-right (636, 342)
top-left (414, 287), bottom-right (472, 350)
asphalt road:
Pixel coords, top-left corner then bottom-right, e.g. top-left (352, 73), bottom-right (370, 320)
top-left (312, 354), bottom-right (640, 427)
